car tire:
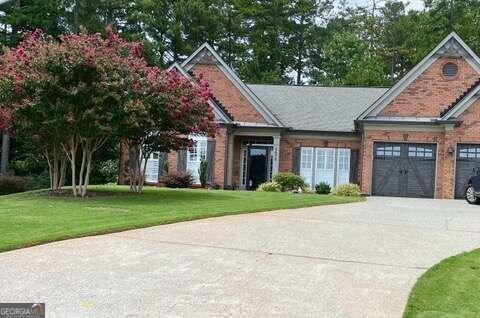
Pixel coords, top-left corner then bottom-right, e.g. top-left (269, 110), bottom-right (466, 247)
top-left (466, 185), bottom-right (480, 205)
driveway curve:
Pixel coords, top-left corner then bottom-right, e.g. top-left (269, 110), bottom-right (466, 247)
top-left (1, 197), bottom-right (480, 317)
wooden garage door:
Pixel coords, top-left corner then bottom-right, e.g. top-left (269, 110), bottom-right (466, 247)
top-left (455, 144), bottom-right (480, 199)
top-left (372, 142), bottom-right (436, 198)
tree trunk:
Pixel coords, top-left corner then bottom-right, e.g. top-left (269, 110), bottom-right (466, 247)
top-left (59, 157), bottom-right (66, 190)
top-left (126, 140), bottom-right (149, 194)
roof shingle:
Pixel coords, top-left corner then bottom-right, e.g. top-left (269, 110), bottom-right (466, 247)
top-left (248, 84), bottom-right (388, 132)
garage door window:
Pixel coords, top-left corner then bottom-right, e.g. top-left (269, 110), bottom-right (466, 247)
top-left (459, 147), bottom-right (480, 158)
top-left (408, 146), bottom-right (433, 158)
top-left (376, 145), bottom-right (400, 157)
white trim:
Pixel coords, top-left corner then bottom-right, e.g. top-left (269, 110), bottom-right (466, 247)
top-left (358, 32), bottom-right (480, 120)
top-left (363, 123), bottom-right (446, 132)
top-left (181, 43), bottom-right (283, 126)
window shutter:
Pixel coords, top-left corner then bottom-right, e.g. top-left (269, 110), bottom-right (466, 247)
top-left (206, 140), bottom-right (216, 183)
top-left (157, 152), bottom-right (166, 178)
top-left (177, 149), bottom-right (187, 172)
top-left (349, 149), bottom-right (359, 184)
top-left (292, 147), bottom-right (301, 175)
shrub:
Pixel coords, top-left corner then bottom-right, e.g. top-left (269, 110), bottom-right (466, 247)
top-left (199, 159), bottom-right (208, 188)
top-left (25, 170), bottom-right (51, 191)
top-left (0, 175), bottom-right (26, 195)
top-left (257, 181), bottom-right (281, 192)
top-left (331, 183), bottom-right (362, 197)
top-left (272, 172), bottom-right (306, 192)
top-left (162, 172), bottom-right (194, 188)
top-left (315, 182), bottom-right (331, 194)
top-left (98, 159), bottom-right (119, 184)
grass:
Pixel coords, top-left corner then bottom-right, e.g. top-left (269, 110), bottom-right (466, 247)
top-left (404, 249), bottom-right (480, 318)
top-left (0, 185), bottom-right (363, 253)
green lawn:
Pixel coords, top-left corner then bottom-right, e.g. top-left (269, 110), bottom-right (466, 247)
top-left (0, 185), bottom-right (362, 253)
top-left (404, 249), bottom-right (480, 318)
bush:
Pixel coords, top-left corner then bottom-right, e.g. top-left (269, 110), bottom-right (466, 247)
top-left (199, 159), bottom-right (208, 188)
top-left (0, 175), bottom-right (26, 195)
top-left (315, 182), bottom-right (331, 194)
top-left (257, 181), bottom-right (281, 192)
top-left (162, 172), bottom-right (194, 188)
top-left (272, 172), bottom-right (306, 192)
top-left (331, 183), bottom-right (362, 197)
top-left (25, 170), bottom-right (51, 191)
top-left (98, 159), bottom-right (119, 184)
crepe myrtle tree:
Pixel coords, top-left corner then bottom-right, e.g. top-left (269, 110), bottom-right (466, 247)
top-left (122, 68), bottom-right (217, 193)
top-left (0, 29), bottom-right (216, 196)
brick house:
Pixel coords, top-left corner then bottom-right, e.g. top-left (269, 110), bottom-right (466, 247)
top-left (120, 32), bottom-right (480, 199)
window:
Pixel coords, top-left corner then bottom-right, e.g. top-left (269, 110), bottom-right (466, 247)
top-left (442, 63), bottom-right (458, 77)
top-left (408, 146), bottom-right (433, 158)
top-left (301, 148), bottom-right (313, 169)
top-left (187, 135), bottom-right (208, 184)
top-left (301, 147), bottom-right (351, 190)
top-left (459, 147), bottom-right (480, 159)
top-left (315, 148), bottom-right (335, 170)
top-left (376, 145), bottom-right (401, 157)
top-left (241, 148), bottom-right (248, 186)
top-left (338, 149), bottom-right (350, 170)
top-left (188, 138), bottom-right (207, 162)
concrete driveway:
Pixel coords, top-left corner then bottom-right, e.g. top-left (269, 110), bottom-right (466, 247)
top-left (1, 197), bottom-right (480, 317)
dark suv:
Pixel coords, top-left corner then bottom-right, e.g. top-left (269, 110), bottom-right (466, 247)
top-left (466, 175), bottom-right (480, 204)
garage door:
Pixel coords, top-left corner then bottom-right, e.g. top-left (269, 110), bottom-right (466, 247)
top-left (455, 144), bottom-right (480, 198)
top-left (372, 142), bottom-right (436, 198)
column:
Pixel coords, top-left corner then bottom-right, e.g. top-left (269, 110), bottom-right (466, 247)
top-left (272, 135), bottom-right (280, 176)
top-left (226, 132), bottom-right (235, 186)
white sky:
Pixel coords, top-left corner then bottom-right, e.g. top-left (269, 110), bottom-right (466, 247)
top-left (347, 0), bottom-right (425, 11)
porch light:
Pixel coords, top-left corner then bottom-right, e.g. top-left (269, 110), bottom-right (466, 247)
top-left (448, 146), bottom-right (455, 155)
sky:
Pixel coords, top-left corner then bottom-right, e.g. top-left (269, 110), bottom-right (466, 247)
top-left (348, 0), bottom-right (425, 11)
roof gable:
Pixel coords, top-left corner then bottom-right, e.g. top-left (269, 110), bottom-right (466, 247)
top-left (181, 43), bottom-right (283, 126)
top-left (168, 63), bottom-right (234, 124)
top-left (358, 32), bottom-right (480, 120)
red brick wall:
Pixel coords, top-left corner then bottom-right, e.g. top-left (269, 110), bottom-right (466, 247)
top-left (361, 99), bottom-right (480, 199)
top-left (380, 57), bottom-right (479, 117)
top-left (191, 64), bottom-right (267, 123)
top-left (212, 127), bottom-right (227, 186)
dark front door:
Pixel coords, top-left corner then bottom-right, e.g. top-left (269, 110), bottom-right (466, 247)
top-left (455, 144), bottom-right (480, 198)
top-left (247, 146), bottom-right (269, 190)
top-left (372, 142), bottom-right (436, 198)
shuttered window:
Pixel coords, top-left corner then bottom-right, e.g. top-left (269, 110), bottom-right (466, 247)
top-left (300, 147), bottom-right (351, 189)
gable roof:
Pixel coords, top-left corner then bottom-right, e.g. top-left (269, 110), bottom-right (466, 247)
top-left (180, 43), bottom-right (284, 126)
top-left (168, 63), bottom-right (234, 124)
top-left (358, 32), bottom-right (480, 120)
top-left (249, 84), bottom-right (387, 132)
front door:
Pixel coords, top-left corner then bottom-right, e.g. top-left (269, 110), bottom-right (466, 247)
top-left (247, 146), bottom-right (269, 190)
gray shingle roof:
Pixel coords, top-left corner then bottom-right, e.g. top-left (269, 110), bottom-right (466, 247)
top-left (248, 84), bottom-right (388, 132)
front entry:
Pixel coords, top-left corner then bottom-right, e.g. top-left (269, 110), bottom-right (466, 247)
top-left (372, 142), bottom-right (437, 198)
top-left (246, 146), bottom-right (269, 190)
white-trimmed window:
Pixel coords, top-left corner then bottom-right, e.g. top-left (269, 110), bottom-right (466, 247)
top-left (187, 135), bottom-right (208, 184)
top-left (300, 147), bottom-right (351, 189)
top-left (300, 147), bottom-right (314, 187)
